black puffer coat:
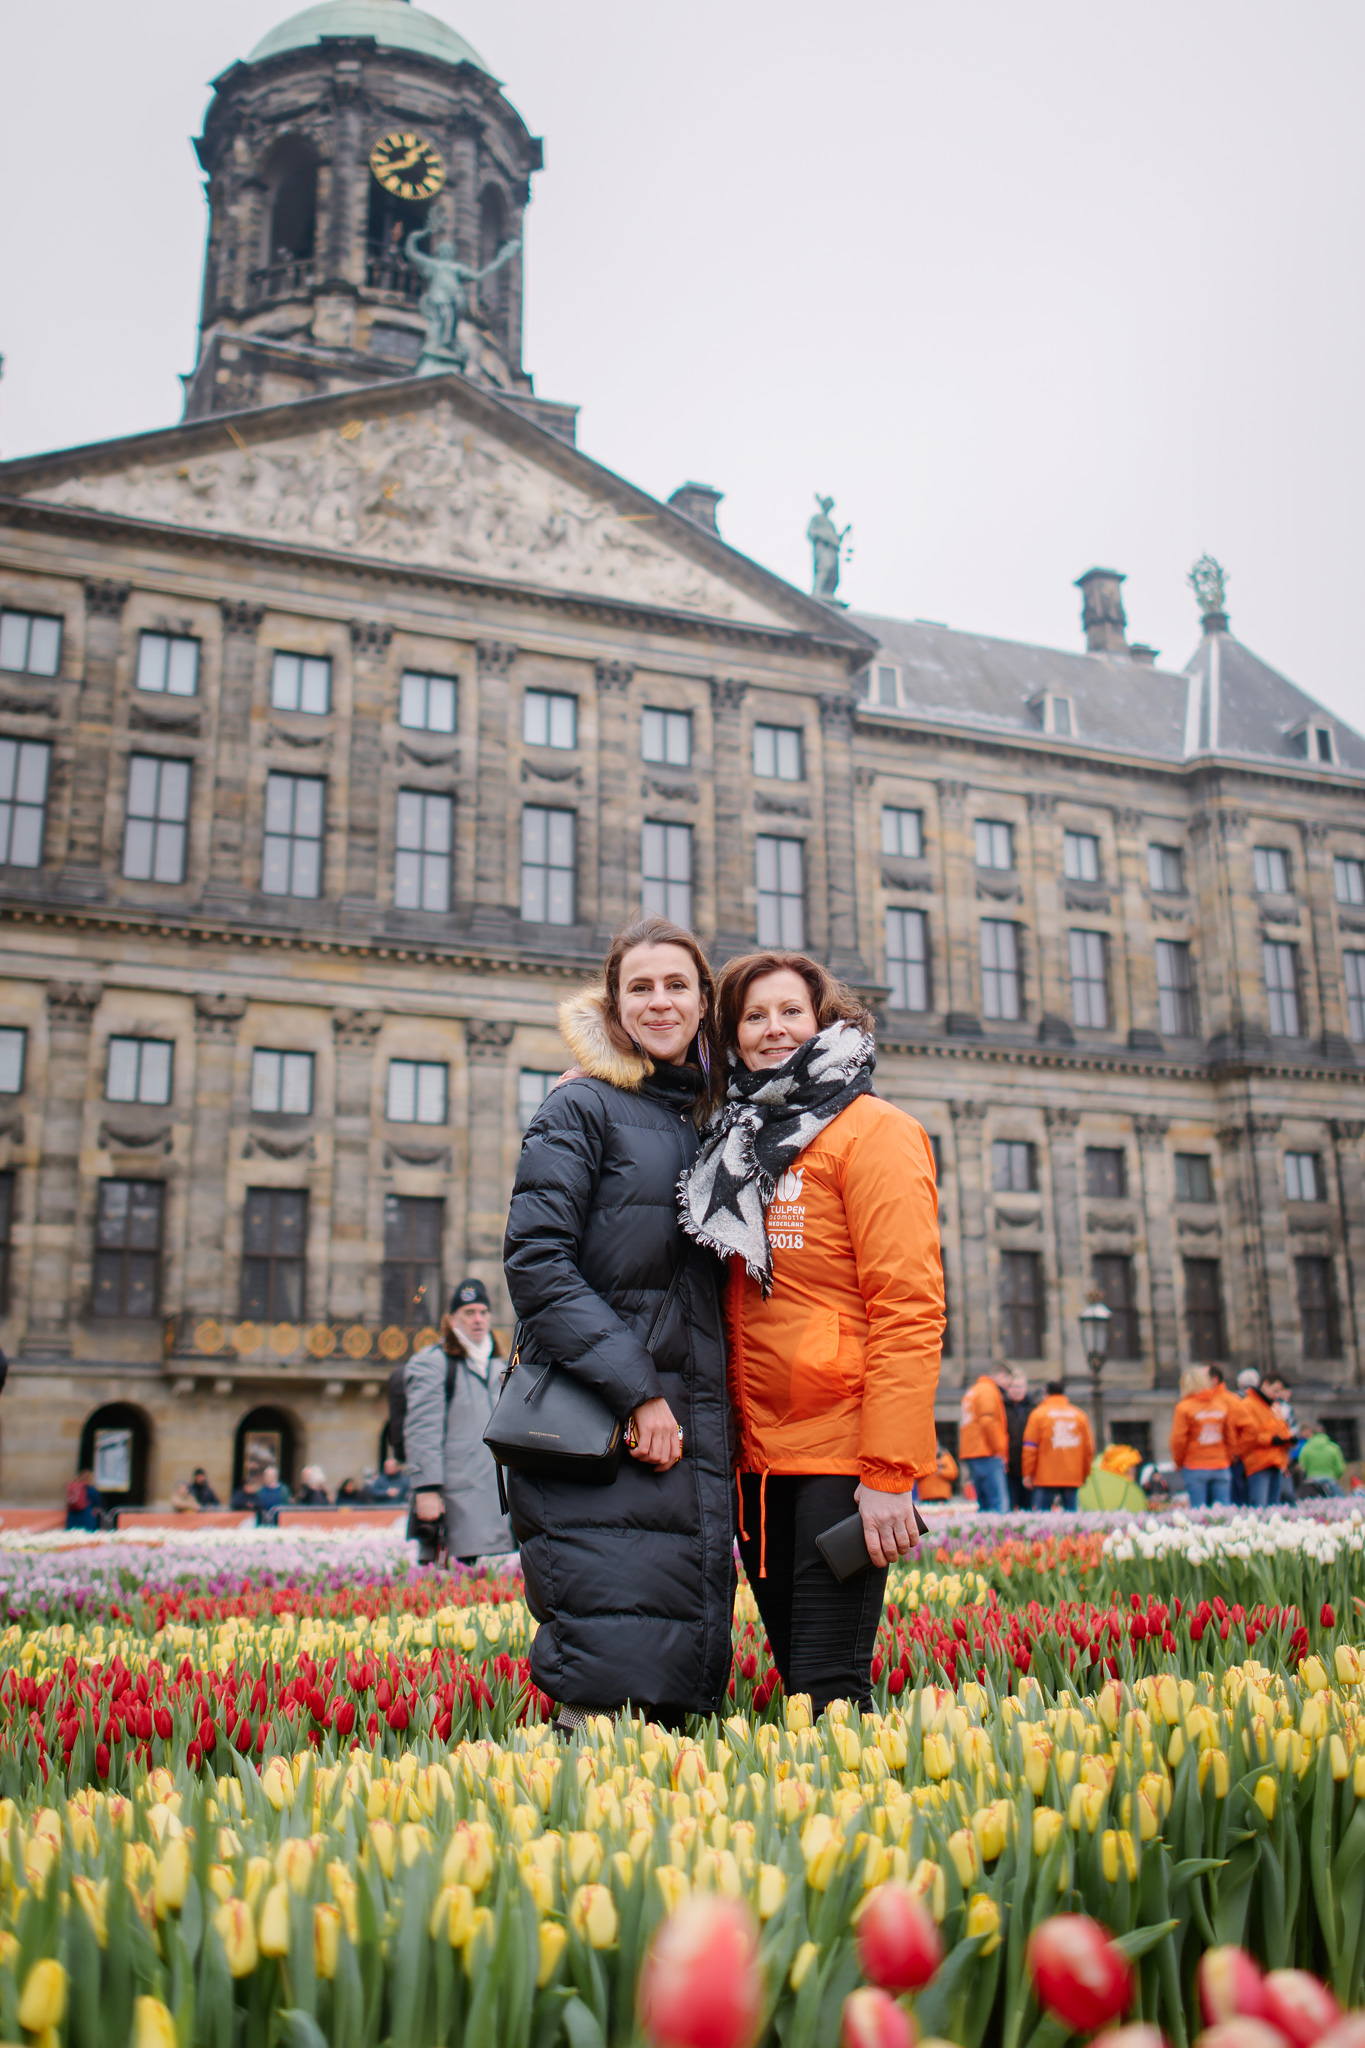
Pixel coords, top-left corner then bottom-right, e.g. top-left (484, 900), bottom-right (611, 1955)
top-left (502, 988), bottom-right (734, 1715)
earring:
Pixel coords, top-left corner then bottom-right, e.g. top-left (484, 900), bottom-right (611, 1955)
top-left (698, 1036), bottom-right (712, 1084)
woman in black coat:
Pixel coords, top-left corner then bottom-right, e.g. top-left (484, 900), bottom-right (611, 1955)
top-left (503, 915), bottom-right (734, 1729)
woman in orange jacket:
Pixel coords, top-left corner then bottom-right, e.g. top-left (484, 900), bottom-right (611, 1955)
top-left (916, 1445), bottom-right (959, 1503)
top-left (681, 950), bottom-right (944, 1710)
top-left (1232, 1371), bottom-right (1294, 1507)
top-left (1169, 1366), bottom-right (1235, 1508)
top-left (1020, 1382), bottom-right (1094, 1510)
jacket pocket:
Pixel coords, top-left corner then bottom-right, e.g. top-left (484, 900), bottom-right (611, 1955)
top-left (787, 1303), bottom-right (845, 1420)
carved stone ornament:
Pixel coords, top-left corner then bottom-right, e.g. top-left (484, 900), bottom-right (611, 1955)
top-left (220, 600), bottom-right (265, 638)
top-left (709, 676), bottom-right (748, 712)
top-left (0, 1112), bottom-right (25, 1144)
top-left (1249, 1113), bottom-right (1283, 1138)
top-left (995, 1203), bottom-right (1042, 1228)
top-left (1215, 1123), bottom-right (1244, 1151)
top-left (520, 758), bottom-right (583, 787)
top-left (243, 1132), bottom-right (316, 1160)
top-left (384, 1141), bottom-right (451, 1170)
top-left (948, 1099), bottom-right (988, 1124)
top-left (1064, 884), bottom-right (1112, 913)
top-left (83, 579), bottom-right (130, 618)
top-left (398, 739), bottom-right (460, 767)
top-left (755, 792), bottom-right (811, 819)
top-left (881, 864), bottom-right (932, 894)
top-left (475, 641), bottom-right (517, 675)
top-left (129, 700), bottom-right (201, 735)
top-left (1087, 1211), bottom-right (1136, 1235)
top-left (1337, 911), bottom-right (1365, 935)
top-left (1177, 1215), bottom-right (1221, 1237)
top-left (349, 620), bottom-right (394, 655)
top-left (1133, 1115), bottom-right (1170, 1147)
top-left (977, 874), bottom-right (1023, 902)
top-left (1025, 792), bottom-right (1058, 817)
top-left (99, 1118), bottom-right (173, 1153)
top-left (594, 660), bottom-right (634, 693)
top-left (818, 692), bottom-right (855, 734)
top-left (854, 766), bottom-right (878, 789)
top-left (194, 992), bottom-right (247, 1038)
top-left (1151, 900), bottom-right (1192, 923)
top-left (1044, 1106), bottom-right (1082, 1130)
top-left (465, 1018), bottom-right (516, 1057)
top-left (641, 776), bottom-right (700, 805)
top-left (1330, 1120), bottom-right (1365, 1143)
top-left (332, 1008), bottom-right (384, 1048)
top-left (267, 722), bottom-right (330, 750)
top-left (45, 981), bottom-right (101, 1020)
top-left (0, 687), bottom-right (58, 718)
top-left (1287, 1211), bottom-right (1333, 1237)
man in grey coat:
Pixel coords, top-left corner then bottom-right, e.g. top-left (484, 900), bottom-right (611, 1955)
top-left (404, 1278), bottom-right (516, 1566)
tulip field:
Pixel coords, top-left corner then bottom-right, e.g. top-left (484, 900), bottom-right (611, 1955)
top-left (0, 1507), bottom-right (1361, 2048)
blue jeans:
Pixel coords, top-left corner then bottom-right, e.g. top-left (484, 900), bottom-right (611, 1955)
top-left (1246, 1467), bottom-right (1282, 1508)
top-left (966, 1456), bottom-right (1009, 1513)
top-left (1031, 1486), bottom-right (1078, 1512)
top-left (1182, 1467), bottom-right (1232, 1508)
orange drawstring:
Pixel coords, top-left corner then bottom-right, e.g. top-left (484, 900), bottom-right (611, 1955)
top-left (759, 1471), bottom-right (768, 1580)
top-left (735, 1469), bottom-right (748, 1543)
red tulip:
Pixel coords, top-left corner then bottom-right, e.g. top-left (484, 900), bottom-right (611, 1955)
top-left (1261, 1974), bottom-right (1340, 2048)
top-left (94, 1742), bottom-right (110, 1777)
top-left (153, 1707), bottom-right (172, 1741)
top-left (857, 1883), bottom-right (944, 1994)
top-left (1027, 1917), bottom-right (1133, 2033)
top-left (1197, 2022), bottom-right (1295, 2048)
top-left (841, 1988), bottom-right (916, 2048)
top-left (638, 1897), bottom-right (762, 2048)
top-left (1316, 2019), bottom-right (1365, 2048)
top-left (332, 1700), bottom-right (356, 1738)
top-left (1200, 1949), bottom-right (1269, 2024)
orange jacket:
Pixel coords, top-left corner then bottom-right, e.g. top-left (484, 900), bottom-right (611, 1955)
top-left (1170, 1387), bottom-right (1236, 1470)
top-left (917, 1447), bottom-right (959, 1502)
top-left (1021, 1395), bottom-right (1095, 1488)
top-left (1231, 1387), bottom-right (1292, 1475)
top-left (726, 1095), bottom-right (943, 1490)
top-left (959, 1376), bottom-right (1008, 1463)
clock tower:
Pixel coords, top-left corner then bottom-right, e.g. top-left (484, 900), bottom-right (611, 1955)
top-left (183, 0), bottom-right (565, 432)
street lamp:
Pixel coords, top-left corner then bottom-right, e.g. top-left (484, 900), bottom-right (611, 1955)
top-left (1079, 1296), bottom-right (1113, 1449)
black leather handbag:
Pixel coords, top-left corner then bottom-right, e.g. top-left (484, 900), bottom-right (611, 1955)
top-left (484, 1259), bottom-right (686, 1497)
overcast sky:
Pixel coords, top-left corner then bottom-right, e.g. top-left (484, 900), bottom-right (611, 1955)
top-left (2, 1), bottom-right (1362, 727)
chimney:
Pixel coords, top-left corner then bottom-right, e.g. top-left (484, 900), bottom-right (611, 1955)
top-left (1129, 643), bottom-right (1159, 666)
top-left (667, 482), bottom-right (723, 533)
top-left (1075, 567), bottom-right (1128, 654)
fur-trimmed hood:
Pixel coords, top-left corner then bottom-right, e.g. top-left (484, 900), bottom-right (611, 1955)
top-left (558, 985), bottom-right (652, 1091)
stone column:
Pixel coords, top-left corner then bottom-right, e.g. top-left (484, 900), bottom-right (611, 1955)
top-left (205, 601), bottom-right (265, 912)
top-left (1134, 1115), bottom-right (1178, 1385)
top-left (709, 677), bottom-right (750, 959)
top-left (594, 660), bottom-right (634, 941)
top-left (936, 779), bottom-right (979, 1035)
top-left (24, 981), bottom-right (101, 1354)
top-left (1329, 1120), bottom-right (1365, 1384)
top-left (1026, 791), bottom-right (1070, 1038)
top-left (343, 620), bottom-right (393, 924)
top-left (1216, 1119), bottom-right (1269, 1371)
top-left (59, 580), bottom-right (129, 898)
top-left (1248, 1112), bottom-right (1294, 1373)
top-left (183, 995), bottom-right (247, 1317)
top-left (1044, 1105), bottom-right (1084, 1378)
top-left (451, 121), bottom-right (480, 267)
top-left (328, 1009), bottom-right (382, 1322)
top-left (471, 641), bottom-right (516, 939)
top-left (325, 68), bottom-right (365, 290)
top-left (1114, 806), bottom-right (1157, 1046)
top-left (818, 692), bottom-right (866, 979)
top-left (463, 1021), bottom-right (515, 1311)
top-left (948, 1100), bottom-right (990, 1371)
top-left (1301, 821), bottom-right (1351, 1056)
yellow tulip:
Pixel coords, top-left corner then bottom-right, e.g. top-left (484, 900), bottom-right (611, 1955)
top-left (214, 1897), bottom-right (258, 1978)
top-left (537, 1922), bottom-right (567, 1988)
top-left (923, 1733), bottom-right (955, 1781)
top-left (947, 1828), bottom-right (978, 1888)
top-left (966, 1893), bottom-right (1001, 1955)
top-left (1253, 1775), bottom-right (1277, 1822)
top-left (1334, 1645), bottom-right (1363, 1686)
top-left (569, 1883), bottom-right (618, 1949)
top-left (442, 1821), bottom-right (494, 1893)
top-left (879, 1722), bottom-right (908, 1771)
top-left (1068, 1781), bottom-right (1106, 1833)
top-left (1024, 1746), bottom-right (1051, 1798)
top-left (72, 1874), bottom-right (108, 1948)
top-left (400, 1823), bottom-right (432, 1869)
top-left (18, 1960), bottom-right (68, 2034)
top-left (1300, 1696), bottom-right (1329, 1740)
top-left (791, 1941), bottom-right (819, 1990)
top-left (1032, 1807), bottom-right (1064, 1858)
top-left (756, 1863), bottom-right (786, 1920)
top-left (1299, 1656), bottom-right (1329, 1695)
top-left (801, 1814), bottom-right (844, 1891)
top-left (258, 1881), bottom-right (291, 1958)
top-left (314, 1903), bottom-right (341, 1980)
top-left (972, 1801), bottom-right (1011, 1862)
top-left (521, 1861), bottom-right (553, 1913)
top-left (261, 1757), bottom-right (294, 1811)
top-left (153, 1838), bottom-right (191, 1918)
top-left (243, 1854), bottom-right (272, 1905)
top-left (1101, 1830), bottom-right (1137, 1883)
top-left (275, 1838), bottom-right (315, 1896)
top-left (368, 1819), bottom-right (396, 1879)
top-left (785, 1694), bottom-right (813, 1733)
top-left (566, 1832), bottom-right (603, 1886)
top-left (1095, 1682), bottom-right (1122, 1733)
top-left (1331, 1735), bottom-right (1350, 1782)
top-left (655, 1866), bottom-right (689, 1913)
top-left (132, 1996), bottom-right (178, 2048)
top-left (1198, 1749), bottom-right (1229, 1798)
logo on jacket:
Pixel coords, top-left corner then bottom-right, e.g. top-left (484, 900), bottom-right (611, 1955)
top-left (767, 1166), bottom-right (806, 1250)
top-left (774, 1168), bottom-right (804, 1203)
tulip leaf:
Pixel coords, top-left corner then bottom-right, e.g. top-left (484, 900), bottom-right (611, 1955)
top-left (561, 1995), bottom-right (607, 2048)
top-left (180, 1873), bottom-right (204, 1965)
top-left (278, 2010), bottom-right (330, 2048)
top-left (67, 1892), bottom-right (101, 2048)
top-left (1109, 1918), bottom-right (1180, 1961)
top-left (911, 1931), bottom-right (984, 2040)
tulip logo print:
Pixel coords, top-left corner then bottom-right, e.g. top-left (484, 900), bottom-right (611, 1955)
top-left (774, 1167), bottom-right (804, 1203)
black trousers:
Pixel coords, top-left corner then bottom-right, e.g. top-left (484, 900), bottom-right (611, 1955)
top-left (737, 1472), bottom-right (889, 1713)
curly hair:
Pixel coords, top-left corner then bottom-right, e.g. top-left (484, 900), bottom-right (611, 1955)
top-left (714, 950), bottom-right (873, 1050)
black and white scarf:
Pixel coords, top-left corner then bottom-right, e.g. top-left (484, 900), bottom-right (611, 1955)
top-left (679, 1022), bottom-right (875, 1296)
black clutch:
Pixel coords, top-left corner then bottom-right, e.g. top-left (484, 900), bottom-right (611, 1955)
top-left (483, 1259), bottom-right (685, 1491)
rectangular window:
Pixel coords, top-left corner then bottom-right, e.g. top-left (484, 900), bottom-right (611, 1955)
top-left (1254, 845), bottom-right (1290, 894)
top-left (881, 807), bottom-right (923, 859)
top-left (105, 1038), bottom-right (173, 1106)
top-left (974, 819), bottom-right (1013, 870)
top-left (642, 821), bottom-right (693, 926)
top-left (271, 652), bottom-right (331, 716)
top-left (1148, 844), bottom-right (1184, 893)
top-left (1334, 857), bottom-right (1365, 906)
top-left (123, 756), bottom-right (190, 883)
top-left (753, 724), bottom-right (803, 781)
top-left (1093, 1253), bottom-right (1140, 1359)
top-left (980, 919), bottom-right (1021, 1020)
top-left (523, 690), bottom-right (577, 749)
top-left (0, 1172), bottom-right (10, 1313)
top-left (518, 1070), bottom-right (557, 1131)
top-left (262, 773), bottom-right (324, 898)
top-left (0, 1028), bottom-right (25, 1095)
top-left (521, 806), bottom-right (575, 924)
top-left (1000, 1249), bottom-right (1044, 1358)
top-left (394, 790), bottom-right (452, 913)
top-left (1264, 941), bottom-right (1301, 1036)
top-left (251, 1049), bottom-right (314, 1116)
top-left (886, 908), bottom-right (929, 1011)
top-left (1049, 695), bottom-right (1073, 736)
top-left (398, 670), bottom-right (457, 734)
top-left (93, 1179), bottom-right (164, 1318)
top-left (1069, 930), bottom-right (1109, 1028)
top-left (135, 631), bottom-right (199, 697)
top-left (0, 609), bottom-right (61, 677)
top-left (1320, 1417), bottom-right (1361, 1463)
top-left (1063, 831), bottom-right (1100, 882)
top-left (382, 1195), bottom-right (444, 1329)
top-left (1346, 953), bottom-right (1365, 1043)
top-left (386, 1059), bottom-right (447, 1125)
top-left (1086, 1146), bottom-right (1127, 1198)
top-left (1174, 1153), bottom-right (1214, 1203)
top-left (1284, 1151), bottom-right (1323, 1203)
top-left (641, 707), bottom-right (691, 766)
top-left (992, 1139), bottom-right (1036, 1193)
top-left (756, 835), bottom-right (804, 947)
top-left (872, 663), bottom-right (900, 708)
top-left (0, 739), bottom-right (49, 867)
top-left (1183, 1257), bottom-right (1224, 1361)
top-left (1155, 939), bottom-right (1196, 1035)
top-left (241, 1188), bottom-right (307, 1322)
top-left (1297, 1255), bottom-right (1340, 1360)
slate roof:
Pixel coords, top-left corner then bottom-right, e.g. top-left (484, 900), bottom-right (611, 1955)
top-left (849, 610), bottom-right (1365, 776)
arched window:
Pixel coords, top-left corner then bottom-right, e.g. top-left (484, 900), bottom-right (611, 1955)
top-left (233, 1405), bottom-right (300, 1494)
top-left (479, 185), bottom-right (508, 270)
top-left (78, 1403), bottom-right (152, 1508)
top-left (265, 139), bottom-right (317, 264)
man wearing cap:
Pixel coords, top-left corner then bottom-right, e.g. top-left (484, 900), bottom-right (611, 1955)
top-left (401, 1279), bottom-right (515, 1566)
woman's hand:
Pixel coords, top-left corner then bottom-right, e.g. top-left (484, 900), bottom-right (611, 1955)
top-left (413, 1490), bottom-right (444, 1522)
top-left (629, 1396), bottom-right (683, 1472)
top-left (854, 1481), bottom-right (920, 1568)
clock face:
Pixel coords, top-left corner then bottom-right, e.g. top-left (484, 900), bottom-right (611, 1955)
top-left (369, 131), bottom-right (446, 201)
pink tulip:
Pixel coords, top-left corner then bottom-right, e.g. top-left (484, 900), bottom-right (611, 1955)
top-left (1261, 1974), bottom-right (1341, 2048)
top-left (841, 1988), bottom-right (916, 2048)
top-left (1199, 1949), bottom-right (1269, 2024)
top-left (1197, 2021), bottom-right (1294, 2048)
top-left (1027, 1917), bottom-right (1133, 2033)
top-left (857, 1883), bottom-right (944, 1994)
top-left (638, 1897), bottom-right (763, 2048)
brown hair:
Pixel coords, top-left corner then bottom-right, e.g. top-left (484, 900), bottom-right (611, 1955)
top-left (715, 950), bottom-right (873, 1050)
top-left (601, 915), bottom-right (723, 1112)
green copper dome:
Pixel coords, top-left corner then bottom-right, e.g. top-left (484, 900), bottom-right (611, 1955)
top-left (247, 1), bottom-right (491, 71)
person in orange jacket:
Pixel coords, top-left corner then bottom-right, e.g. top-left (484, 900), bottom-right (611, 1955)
top-left (959, 1370), bottom-right (1011, 1513)
top-left (1169, 1366), bottom-right (1236, 1508)
top-left (1232, 1370), bottom-right (1294, 1507)
top-left (916, 1444), bottom-right (959, 1503)
top-left (682, 948), bottom-right (943, 1711)
top-left (1021, 1381), bottom-right (1095, 1511)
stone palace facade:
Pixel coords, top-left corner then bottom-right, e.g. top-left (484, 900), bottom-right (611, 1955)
top-left (0, 0), bottom-right (1362, 1503)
